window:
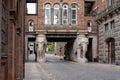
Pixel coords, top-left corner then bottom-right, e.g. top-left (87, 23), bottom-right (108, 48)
top-left (107, 0), bottom-right (114, 7)
top-left (29, 21), bottom-right (34, 32)
top-left (110, 20), bottom-right (115, 29)
top-left (45, 4), bottom-right (51, 24)
top-left (105, 23), bottom-right (109, 31)
top-left (84, 2), bottom-right (94, 15)
top-left (71, 4), bottom-right (77, 24)
top-left (53, 4), bottom-right (60, 24)
top-left (62, 4), bottom-right (68, 24)
top-left (87, 21), bottom-right (92, 32)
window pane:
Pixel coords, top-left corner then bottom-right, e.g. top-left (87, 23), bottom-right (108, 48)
top-left (63, 10), bottom-right (68, 19)
top-left (63, 20), bottom-right (68, 24)
top-left (72, 20), bottom-right (76, 24)
top-left (72, 10), bottom-right (76, 19)
top-left (105, 23), bottom-right (109, 31)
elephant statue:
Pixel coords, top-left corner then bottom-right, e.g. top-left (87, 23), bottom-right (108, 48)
top-left (73, 35), bottom-right (89, 63)
top-left (35, 34), bottom-right (47, 62)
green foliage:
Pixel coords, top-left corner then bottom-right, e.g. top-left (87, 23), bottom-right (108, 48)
top-left (47, 43), bottom-right (55, 51)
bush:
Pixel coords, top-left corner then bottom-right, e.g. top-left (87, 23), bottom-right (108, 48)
top-left (47, 43), bottom-right (55, 51)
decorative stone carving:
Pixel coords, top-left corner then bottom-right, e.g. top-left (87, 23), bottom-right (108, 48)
top-left (35, 34), bottom-right (47, 62)
top-left (73, 35), bottom-right (89, 63)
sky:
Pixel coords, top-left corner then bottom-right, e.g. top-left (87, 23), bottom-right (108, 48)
top-left (27, 3), bottom-right (37, 14)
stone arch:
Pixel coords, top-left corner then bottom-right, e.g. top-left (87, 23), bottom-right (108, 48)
top-left (105, 37), bottom-right (115, 64)
top-left (44, 2), bottom-right (52, 8)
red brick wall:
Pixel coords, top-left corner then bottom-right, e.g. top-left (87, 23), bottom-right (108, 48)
top-left (97, 0), bottom-right (107, 13)
top-left (0, 0), bottom-right (25, 80)
top-left (26, 0), bottom-right (97, 31)
top-left (26, 15), bottom-right (38, 32)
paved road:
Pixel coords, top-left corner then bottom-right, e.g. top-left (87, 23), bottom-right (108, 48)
top-left (25, 54), bottom-right (120, 80)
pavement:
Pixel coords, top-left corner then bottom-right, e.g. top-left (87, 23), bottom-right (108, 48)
top-left (25, 54), bottom-right (120, 80)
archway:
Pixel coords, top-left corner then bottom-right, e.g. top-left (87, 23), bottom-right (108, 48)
top-left (105, 38), bottom-right (115, 64)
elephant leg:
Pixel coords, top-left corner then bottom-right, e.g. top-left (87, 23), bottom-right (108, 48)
top-left (82, 44), bottom-right (88, 62)
top-left (77, 48), bottom-right (81, 59)
top-left (82, 44), bottom-right (87, 59)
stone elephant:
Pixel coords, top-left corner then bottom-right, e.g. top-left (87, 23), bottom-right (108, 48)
top-left (73, 35), bottom-right (89, 63)
top-left (35, 34), bottom-right (47, 62)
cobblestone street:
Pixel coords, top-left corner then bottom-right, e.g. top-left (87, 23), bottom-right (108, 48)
top-left (25, 54), bottom-right (120, 80)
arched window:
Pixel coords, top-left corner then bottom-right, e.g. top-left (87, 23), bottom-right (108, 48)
top-left (71, 4), bottom-right (77, 25)
top-left (87, 21), bottom-right (92, 32)
top-left (62, 4), bottom-right (68, 24)
top-left (53, 4), bottom-right (60, 24)
top-left (29, 21), bottom-right (34, 32)
top-left (45, 4), bottom-right (51, 24)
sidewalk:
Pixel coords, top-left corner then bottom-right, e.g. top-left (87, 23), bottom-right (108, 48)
top-left (25, 62), bottom-right (53, 80)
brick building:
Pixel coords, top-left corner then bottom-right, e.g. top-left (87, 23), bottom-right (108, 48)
top-left (96, 0), bottom-right (120, 65)
top-left (0, 0), bottom-right (25, 80)
top-left (25, 0), bottom-right (98, 62)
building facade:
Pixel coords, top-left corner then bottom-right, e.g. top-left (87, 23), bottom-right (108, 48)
top-left (0, 0), bottom-right (25, 80)
top-left (96, 0), bottom-right (120, 65)
top-left (25, 0), bottom-right (98, 62)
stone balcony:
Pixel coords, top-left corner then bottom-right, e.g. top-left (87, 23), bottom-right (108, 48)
top-left (25, 24), bottom-right (98, 34)
top-left (96, 1), bottom-right (120, 23)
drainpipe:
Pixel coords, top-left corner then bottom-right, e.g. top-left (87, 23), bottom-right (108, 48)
top-left (23, 0), bottom-right (26, 79)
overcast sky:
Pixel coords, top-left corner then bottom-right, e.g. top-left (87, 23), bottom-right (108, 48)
top-left (27, 3), bottom-right (37, 14)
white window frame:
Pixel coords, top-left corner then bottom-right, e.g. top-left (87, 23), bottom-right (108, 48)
top-left (53, 4), bottom-right (60, 25)
top-left (29, 21), bottom-right (34, 32)
top-left (45, 4), bottom-right (51, 25)
top-left (71, 4), bottom-right (77, 25)
top-left (87, 21), bottom-right (92, 32)
top-left (62, 4), bottom-right (68, 24)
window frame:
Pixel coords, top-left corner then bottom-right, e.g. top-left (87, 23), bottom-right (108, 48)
top-left (105, 23), bottom-right (109, 31)
top-left (28, 21), bottom-right (34, 32)
top-left (62, 4), bottom-right (69, 25)
top-left (110, 20), bottom-right (115, 29)
top-left (53, 4), bottom-right (60, 25)
top-left (71, 4), bottom-right (77, 25)
top-left (45, 4), bottom-right (51, 25)
top-left (87, 21), bottom-right (92, 32)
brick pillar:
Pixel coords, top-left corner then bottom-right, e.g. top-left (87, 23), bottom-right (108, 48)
top-left (8, 21), bottom-right (15, 80)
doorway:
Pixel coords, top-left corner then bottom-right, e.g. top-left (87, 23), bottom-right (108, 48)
top-left (106, 38), bottom-right (115, 64)
top-left (27, 37), bottom-right (36, 61)
top-left (86, 38), bottom-right (93, 62)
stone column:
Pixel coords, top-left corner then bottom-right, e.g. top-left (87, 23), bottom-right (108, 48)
top-left (35, 34), bottom-right (47, 63)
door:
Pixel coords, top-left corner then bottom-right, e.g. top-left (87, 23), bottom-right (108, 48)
top-left (107, 38), bottom-right (115, 64)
